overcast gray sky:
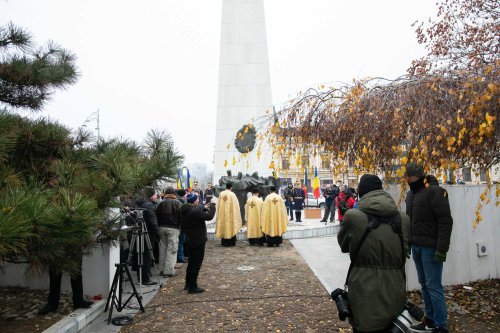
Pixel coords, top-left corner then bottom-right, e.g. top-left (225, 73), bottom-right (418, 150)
top-left (2, 0), bottom-right (436, 167)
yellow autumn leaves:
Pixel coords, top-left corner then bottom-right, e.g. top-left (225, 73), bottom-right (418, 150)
top-left (249, 66), bottom-right (498, 228)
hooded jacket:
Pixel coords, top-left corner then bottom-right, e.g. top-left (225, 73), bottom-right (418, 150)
top-left (338, 190), bottom-right (410, 332)
top-left (405, 177), bottom-right (453, 253)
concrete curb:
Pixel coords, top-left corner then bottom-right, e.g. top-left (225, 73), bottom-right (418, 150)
top-left (42, 300), bottom-right (105, 333)
top-left (207, 224), bottom-right (340, 241)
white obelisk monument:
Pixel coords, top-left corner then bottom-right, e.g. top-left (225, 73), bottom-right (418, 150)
top-left (213, 0), bottom-right (273, 182)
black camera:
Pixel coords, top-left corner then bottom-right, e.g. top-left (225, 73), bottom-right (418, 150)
top-left (387, 302), bottom-right (424, 333)
top-left (330, 288), bottom-right (351, 321)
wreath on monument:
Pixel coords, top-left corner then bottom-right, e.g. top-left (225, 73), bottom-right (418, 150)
top-left (234, 124), bottom-right (257, 153)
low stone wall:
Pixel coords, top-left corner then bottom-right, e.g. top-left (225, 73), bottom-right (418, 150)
top-left (387, 185), bottom-right (500, 289)
top-left (0, 246), bottom-right (119, 298)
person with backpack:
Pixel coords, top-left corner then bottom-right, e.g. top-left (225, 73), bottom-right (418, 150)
top-left (335, 185), bottom-right (355, 223)
top-left (337, 174), bottom-right (411, 332)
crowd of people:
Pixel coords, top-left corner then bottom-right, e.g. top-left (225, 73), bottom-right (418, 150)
top-left (282, 180), bottom-right (357, 224)
top-left (116, 180), bottom-right (290, 295)
top-left (122, 183), bottom-right (217, 294)
top-left (37, 164), bottom-right (453, 333)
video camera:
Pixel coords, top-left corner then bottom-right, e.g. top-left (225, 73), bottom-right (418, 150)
top-left (330, 288), bottom-right (350, 321)
top-left (121, 207), bottom-right (146, 226)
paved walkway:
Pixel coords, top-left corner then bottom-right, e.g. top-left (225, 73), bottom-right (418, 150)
top-left (119, 240), bottom-right (350, 332)
top-left (81, 216), bottom-right (346, 333)
top-left (290, 235), bottom-right (350, 293)
top-left (81, 227), bottom-right (498, 333)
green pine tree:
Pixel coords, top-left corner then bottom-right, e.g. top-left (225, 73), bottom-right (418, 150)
top-left (0, 22), bottom-right (78, 111)
top-left (0, 23), bottom-right (184, 273)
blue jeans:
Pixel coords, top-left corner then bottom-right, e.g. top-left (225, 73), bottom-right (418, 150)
top-left (412, 245), bottom-right (448, 329)
top-left (177, 230), bottom-right (186, 261)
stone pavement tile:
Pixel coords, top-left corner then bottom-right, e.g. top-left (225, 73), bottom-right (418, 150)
top-left (120, 240), bottom-right (351, 332)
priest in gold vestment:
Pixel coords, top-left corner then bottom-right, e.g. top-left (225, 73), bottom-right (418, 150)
top-left (245, 188), bottom-right (265, 246)
top-left (215, 182), bottom-right (242, 247)
top-left (261, 186), bottom-right (288, 247)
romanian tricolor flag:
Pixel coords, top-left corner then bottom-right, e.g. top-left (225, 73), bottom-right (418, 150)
top-left (177, 170), bottom-right (182, 189)
top-left (303, 167), bottom-right (308, 193)
top-left (313, 166), bottom-right (320, 199)
top-left (186, 169), bottom-right (193, 191)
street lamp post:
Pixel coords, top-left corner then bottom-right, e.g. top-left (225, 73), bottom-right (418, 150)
top-left (82, 109), bottom-right (101, 139)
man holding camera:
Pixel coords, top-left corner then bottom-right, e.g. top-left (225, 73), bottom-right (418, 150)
top-left (337, 174), bottom-right (410, 332)
top-left (181, 193), bottom-right (216, 293)
top-left (405, 164), bottom-right (453, 333)
top-left (320, 183), bottom-right (339, 223)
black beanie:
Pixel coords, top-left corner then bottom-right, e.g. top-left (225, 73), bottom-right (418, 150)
top-left (357, 174), bottom-right (383, 198)
top-left (144, 186), bottom-right (156, 198)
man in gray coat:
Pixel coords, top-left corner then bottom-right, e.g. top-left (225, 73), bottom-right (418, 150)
top-left (338, 174), bottom-right (410, 333)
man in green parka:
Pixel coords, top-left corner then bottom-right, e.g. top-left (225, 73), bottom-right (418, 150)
top-left (338, 174), bottom-right (410, 333)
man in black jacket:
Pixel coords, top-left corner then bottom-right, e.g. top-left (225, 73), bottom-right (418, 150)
top-left (284, 183), bottom-right (295, 221)
top-left (180, 193), bottom-right (216, 294)
top-left (405, 163), bottom-right (453, 333)
top-left (156, 186), bottom-right (182, 277)
top-left (320, 184), bottom-right (339, 223)
top-left (133, 187), bottom-right (159, 286)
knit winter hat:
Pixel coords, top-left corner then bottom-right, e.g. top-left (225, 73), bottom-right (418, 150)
top-left (405, 162), bottom-right (425, 178)
top-left (186, 193), bottom-right (198, 203)
top-left (357, 174), bottom-right (383, 198)
top-left (177, 189), bottom-right (187, 197)
top-left (144, 186), bottom-right (156, 198)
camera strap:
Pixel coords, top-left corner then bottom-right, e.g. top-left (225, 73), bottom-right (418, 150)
top-left (344, 212), bottom-right (405, 287)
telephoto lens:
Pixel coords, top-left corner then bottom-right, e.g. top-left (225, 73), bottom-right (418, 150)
top-left (330, 288), bottom-right (350, 321)
top-left (387, 302), bottom-right (424, 333)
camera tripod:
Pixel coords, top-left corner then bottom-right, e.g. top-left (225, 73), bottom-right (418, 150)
top-left (104, 208), bottom-right (162, 325)
top-left (105, 261), bottom-right (145, 324)
top-left (126, 209), bottom-right (162, 295)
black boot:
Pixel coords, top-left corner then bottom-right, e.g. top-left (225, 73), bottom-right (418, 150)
top-left (296, 211), bottom-right (302, 222)
top-left (73, 299), bottom-right (94, 310)
top-left (38, 303), bottom-right (58, 315)
top-left (188, 286), bottom-right (205, 294)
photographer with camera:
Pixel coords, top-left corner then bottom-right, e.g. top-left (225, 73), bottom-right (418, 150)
top-left (320, 183), bottom-right (339, 223)
top-left (181, 193), bottom-right (216, 293)
top-left (336, 174), bottom-right (411, 332)
top-left (133, 187), bottom-right (159, 286)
